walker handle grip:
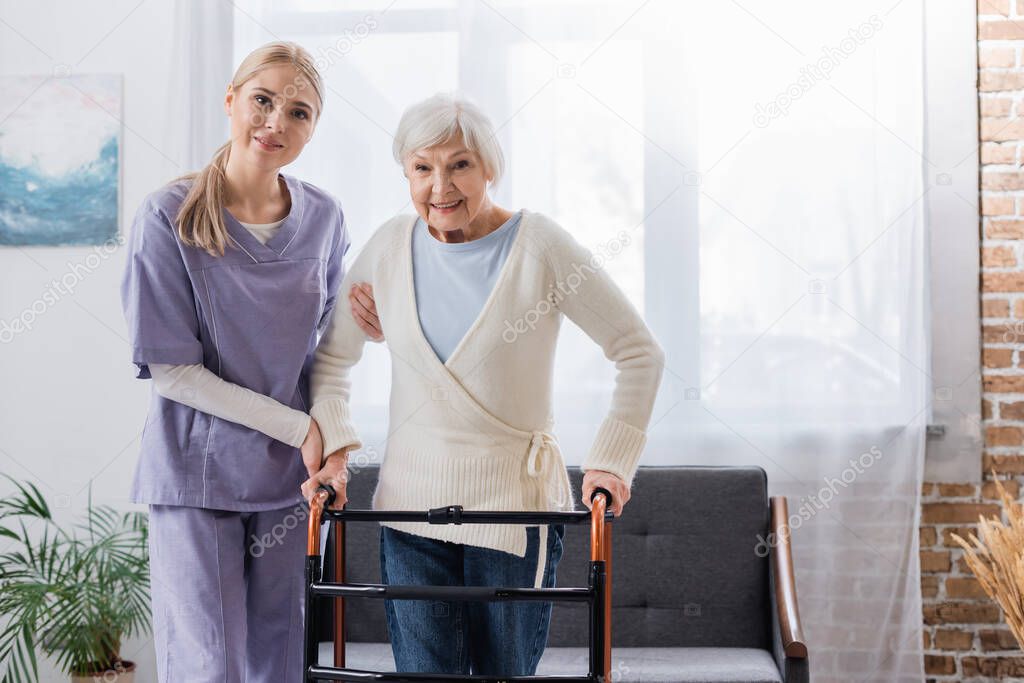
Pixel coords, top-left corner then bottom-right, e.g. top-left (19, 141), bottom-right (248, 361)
top-left (316, 483), bottom-right (336, 507)
top-left (590, 486), bottom-right (614, 508)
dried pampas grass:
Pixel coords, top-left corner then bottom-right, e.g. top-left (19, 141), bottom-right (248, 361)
top-left (950, 472), bottom-right (1024, 649)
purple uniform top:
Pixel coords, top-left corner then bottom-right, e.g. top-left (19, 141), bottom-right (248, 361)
top-left (120, 173), bottom-right (349, 511)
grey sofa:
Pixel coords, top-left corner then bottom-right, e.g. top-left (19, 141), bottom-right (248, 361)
top-left (315, 465), bottom-right (809, 683)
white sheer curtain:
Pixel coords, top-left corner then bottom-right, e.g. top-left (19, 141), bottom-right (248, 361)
top-left (202, 2), bottom-right (929, 679)
top-left (170, 0), bottom-right (233, 171)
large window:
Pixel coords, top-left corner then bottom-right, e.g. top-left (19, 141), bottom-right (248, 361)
top-left (221, 2), bottom-right (972, 679)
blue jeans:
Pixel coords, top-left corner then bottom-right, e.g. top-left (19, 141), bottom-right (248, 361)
top-left (379, 524), bottom-right (566, 675)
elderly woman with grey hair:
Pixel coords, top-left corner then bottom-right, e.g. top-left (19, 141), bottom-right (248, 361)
top-left (300, 93), bottom-right (664, 675)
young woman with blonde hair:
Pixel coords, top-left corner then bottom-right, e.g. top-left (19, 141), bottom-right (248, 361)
top-left (121, 41), bottom-right (379, 682)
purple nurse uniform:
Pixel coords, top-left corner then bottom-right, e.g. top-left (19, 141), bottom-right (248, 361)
top-left (120, 173), bottom-right (348, 682)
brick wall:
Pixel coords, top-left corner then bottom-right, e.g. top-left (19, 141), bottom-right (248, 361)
top-left (921, 1), bottom-right (1024, 679)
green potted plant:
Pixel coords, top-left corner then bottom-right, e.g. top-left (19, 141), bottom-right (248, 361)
top-left (0, 475), bottom-right (150, 682)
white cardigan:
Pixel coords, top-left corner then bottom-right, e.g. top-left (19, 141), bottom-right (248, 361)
top-left (310, 210), bottom-right (664, 557)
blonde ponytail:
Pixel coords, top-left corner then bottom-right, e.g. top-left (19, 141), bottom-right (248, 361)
top-left (175, 141), bottom-right (233, 257)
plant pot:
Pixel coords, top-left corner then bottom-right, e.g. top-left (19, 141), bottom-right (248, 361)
top-left (70, 660), bottom-right (136, 683)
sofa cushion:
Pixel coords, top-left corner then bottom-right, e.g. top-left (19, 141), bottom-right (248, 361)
top-left (322, 642), bottom-right (783, 683)
top-left (549, 467), bottom-right (771, 649)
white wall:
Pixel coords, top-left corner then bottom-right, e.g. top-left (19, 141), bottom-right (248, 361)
top-left (0, 1), bottom-right (180, 680)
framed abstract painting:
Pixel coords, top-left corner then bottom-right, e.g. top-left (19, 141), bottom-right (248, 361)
top-left (0, 74), bottom-right (121, 247)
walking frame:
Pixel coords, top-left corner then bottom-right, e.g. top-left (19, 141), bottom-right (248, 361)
top-left (303, 484), bottom-right (616, 682)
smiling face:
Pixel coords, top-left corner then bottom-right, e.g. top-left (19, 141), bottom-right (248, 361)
top-left (404, 135), bottom-right (493, 233)
top-left (224, 64), bottom-right (318, 172)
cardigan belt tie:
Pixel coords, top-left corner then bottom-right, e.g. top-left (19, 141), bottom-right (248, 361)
top-left (526, 431), bottom-right (558, 477)
top-left (526, 430), bottom-right (572, 510)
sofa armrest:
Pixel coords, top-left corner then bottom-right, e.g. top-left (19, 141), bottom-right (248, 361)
top-left (769, 496), bottom-right (809, 683)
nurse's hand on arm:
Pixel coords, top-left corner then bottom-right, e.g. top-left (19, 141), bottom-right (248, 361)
top-left (349, 282), bottom-right (383, 341)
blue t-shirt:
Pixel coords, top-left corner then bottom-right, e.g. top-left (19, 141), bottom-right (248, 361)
top-left (412, 210), bottom-right (523, 363)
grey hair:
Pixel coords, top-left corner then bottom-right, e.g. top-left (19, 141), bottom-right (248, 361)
top-left (392, 92), bottom-right (505, 187)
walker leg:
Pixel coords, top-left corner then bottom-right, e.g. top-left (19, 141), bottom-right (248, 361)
top-left (604, 524), bottom-right (612, 679)
top-left (333, 519), bottom-right (346, 668)
top-left (304, 486), bottom-right (332, 682)
top-left (303, 554), bottom-right (320, 681)
top-left (588, 559), bottom-right (607, 678)
top-left (588, 490), bottom-right (613, 682)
